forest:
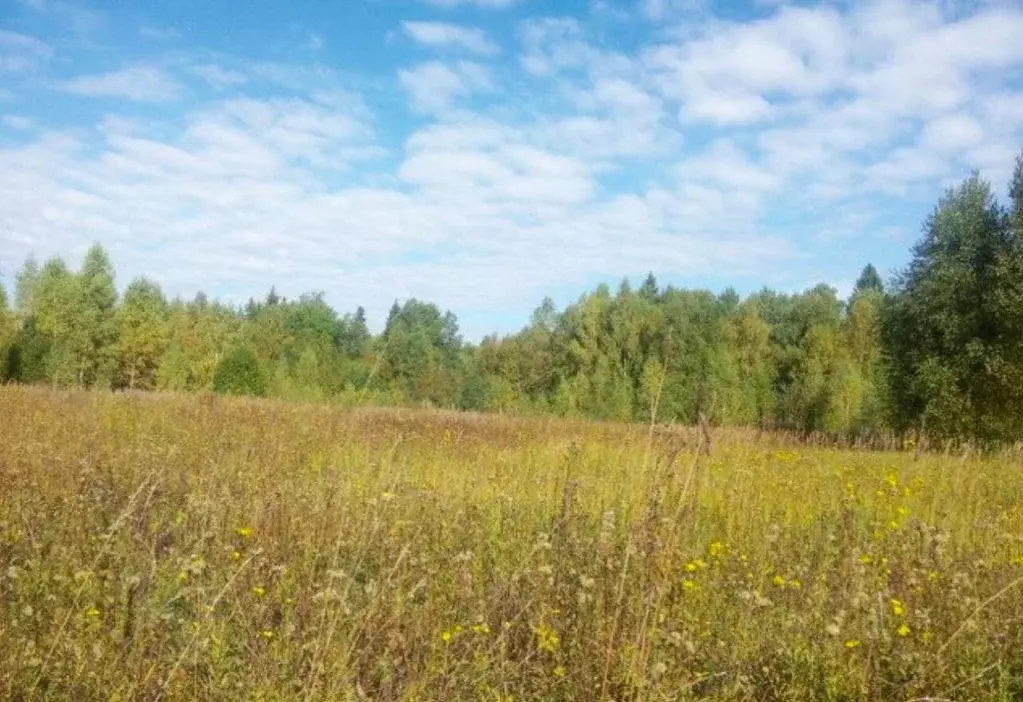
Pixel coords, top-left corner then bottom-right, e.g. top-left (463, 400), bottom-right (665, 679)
top-left (3, 155), bottom-right (1023, 444)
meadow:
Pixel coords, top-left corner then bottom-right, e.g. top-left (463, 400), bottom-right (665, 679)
top-left (1, 386), bottom-right (1022, 701)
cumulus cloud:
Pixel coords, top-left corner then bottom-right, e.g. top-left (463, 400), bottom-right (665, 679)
top-left (403, 21), bottom-right (499, 55)
top-left (61, 65), bottom-right (183, 102)
top-left (0, 30), bottom-right (51, 73)
top-left (192, 64), bottom-right (248, 89)
top-left (398, 61), bottom-right (492, 113)
top-left (2, 115), bottom-right (33, 130)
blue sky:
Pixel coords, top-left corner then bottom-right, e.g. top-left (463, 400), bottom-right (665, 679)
top-left (2, 0), bottom-right (1023, 340)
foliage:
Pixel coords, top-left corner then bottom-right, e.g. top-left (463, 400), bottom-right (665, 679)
top-left (212, 345), bottom-right (268, 397)
top-left (883, 172), bottom-right (1023, 443)
top-left (116, 278), bottom-right (169, 390)
top-left (0, 285), bottom-right (13, 380)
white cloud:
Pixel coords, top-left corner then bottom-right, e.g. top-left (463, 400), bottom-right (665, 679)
top-left (2, 115), bottom-right (33, 130)
top-left (641, 0), bottom-right (708, 21)
top-left (398, 61), bottom-right (492, 113)
top-left (400, 116), bottom-right (595, 205)
top-left (643, 5), bottom-right (847, 126)
top-left (518, 18), bottom-right (595, 76)
top-left (192, 64), bottom-right (248, 89)
top-left (633, 0), bottom-right (1023, 195)
top-left (14, 0), bottom-right (104, 37)
top-left (863, 147), bottom-right (952, 196)
top-left (0, 84), bottom-right (795, 337)
top-left (920, 113), bottom-right (985, 152)
top-left (676, 140), bottom-right (781, 192)
top-left (0, 30), bottom-right (51, 73)
top-left (61, 65), bottom-right (183, 102)
top-left (403, 21), bottom-right (499, 55)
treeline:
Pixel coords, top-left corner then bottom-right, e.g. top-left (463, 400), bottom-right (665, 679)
top-left (3, 154), bottom-right (1023, 443)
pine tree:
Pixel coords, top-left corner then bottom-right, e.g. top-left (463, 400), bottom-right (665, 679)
top-left (853, 264), bottom-right (884, 297)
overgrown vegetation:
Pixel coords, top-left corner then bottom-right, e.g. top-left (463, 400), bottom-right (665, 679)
top-left (3, 155), bottom-right (1023, 443)
top-left (1, 387), bottom-right (1022, 700)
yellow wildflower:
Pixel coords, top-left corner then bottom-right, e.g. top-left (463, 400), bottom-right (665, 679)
top-left (235, 527), bottom-right (254, 539)
top-left (536, 622), bottom-right (560, 652)
top-left (441, 631), bottom-right (452, 643)
top-left (553, 665), bottom-right (567, 678)
top-left (891, 599), bottom-right (905, 616)
top-left (897, 623), bottom-right (911, 637)
top-left (86, 607), bottom-right (101, 618)
top-left (259, 629), bottom-right (274, 640)
top-left (844, 639), bottom-right (861, 649)
top-left (252, 586), bottom-right (266, 598)
top-left (773, 575), bottom-right (786, 588)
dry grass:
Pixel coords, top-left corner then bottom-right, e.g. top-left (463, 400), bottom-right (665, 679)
top-left (1, 386), bottom-right (1022, 700)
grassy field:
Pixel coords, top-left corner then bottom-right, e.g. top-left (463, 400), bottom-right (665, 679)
top-left (1, 387), bottom-right (1022, 700)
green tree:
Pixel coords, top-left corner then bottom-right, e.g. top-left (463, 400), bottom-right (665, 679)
top-left (159, 295), bottom-right (240, 391)
top-left (0, 282), bottom-right (14, 380)
top-left (882, 171), bottom-right (1023, 442)
top-left (380, 299), bottom-right (462, 406)
top-left (212, 345), bottom-right (268, 397)
top-left (853, 264), bottom-right (884, 297)
top-left (15, 256), bottom-right (40, 315)
top-left (77, 243), bottom-right (119, 387)
top-left (116, 278), bottom-right (169, 389)
top-left (33, 257), bottom-right (84, 386)
top-left (639, 273), bottom-right (659, 302)
top-left (32, 246), bottom-right (118, 388)
top-left (293, 347), bottom-right (324, 400)
top-left (721, 302), bottom-right (774, 426)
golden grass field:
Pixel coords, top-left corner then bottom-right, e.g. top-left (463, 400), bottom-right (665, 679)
top-left (1, 386), bottom-right (1022, 701)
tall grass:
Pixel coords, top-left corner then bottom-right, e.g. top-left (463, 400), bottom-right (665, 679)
top-left (1, 386), bottom-right (1022, 700)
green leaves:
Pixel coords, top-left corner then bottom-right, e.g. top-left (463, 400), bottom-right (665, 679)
top-left (116, 278), bottom-right (169, 390)
top-left (883, 169), bottom-right (1023, 443)
top-left (213, 345), bottom-right (269, 397)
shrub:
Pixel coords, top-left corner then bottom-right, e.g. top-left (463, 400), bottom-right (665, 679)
top-left (212, 345), bottom-right (268, 396)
